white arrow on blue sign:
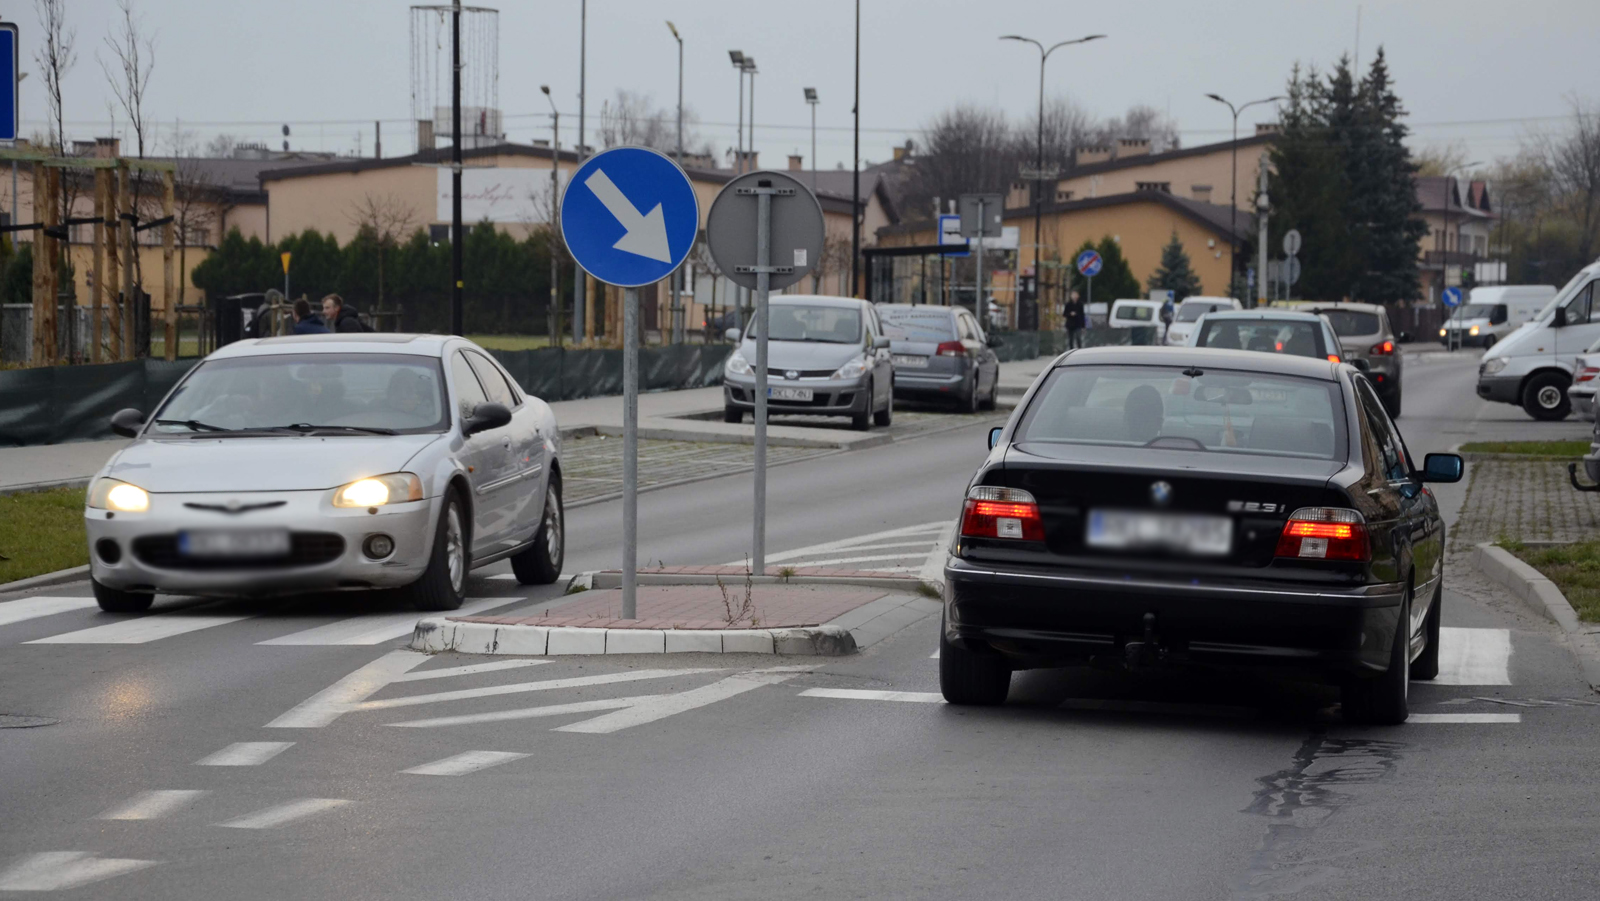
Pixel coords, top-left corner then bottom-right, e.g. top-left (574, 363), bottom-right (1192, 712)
top-left (1076, 249), bottom-right (1103, 278)
top-left (560, 146), bottom-right (699, 288)
top-left (1442, 286), bottom-right (1462, 308)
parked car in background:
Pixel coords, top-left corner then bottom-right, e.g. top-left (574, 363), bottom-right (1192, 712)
top-left (1108, 299), bottom-right (1163, 330)
top-left (1165, 297), bottom-right (1244, 346)
top-left (1301, 302), bottom-right (1406, 417)
top-left (1567, 336), bottom-right (1600, 420)
top-left (1187, 310), bottom-right (1344, 366)
top-left (1478, 258), bottom-right (1600, 420)
top-left (878, 304), bottom-right (1001, 412)
top-left (723, 295), bottom-right (894, 430)
top-left (1440, 285), bottom-right (1556, 348)
top-left (85, 334), bottom-right (566, 614)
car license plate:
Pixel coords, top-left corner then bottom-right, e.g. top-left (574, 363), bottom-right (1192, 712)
top-left (892, 354), bottom-right (929, 368)
top-left (768, 387), bottom-right (813, 401)
top-left (178, 528), bottom-right (291, 558)
top-left (1086, 510), bottom-right (1232, 556)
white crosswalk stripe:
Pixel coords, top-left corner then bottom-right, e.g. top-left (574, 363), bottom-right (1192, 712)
top-left (0, 852), bottom-right (158, 891)
top-left (214, 798), bottom-right (350, 829)
top-left (801, 687), bottom-right (944, 703)
top-left (747, 520), bottom-right (952, 577)
top-left (1408, 713), bottom-right (1521, 724)
top-left (25, 611), bottom-right (253, 645)
top-left (1435, 627), bottom-right (1512, 685)
top-left (0, 596), bottom-right (99, 629)
top-left (96, 790), bottom-right (209, 821)
top-left (401, 750), bottom-right (529, 776)
top-left (256, 597), bottom-right (517, 646)
top-left (195, 742), bottom-right (295, 767)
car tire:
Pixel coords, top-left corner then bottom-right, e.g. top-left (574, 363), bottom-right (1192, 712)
top-left (978, 375), bottom-right (998, 411)
top-left (1383, 389), bottom-right (1402, 419)
top-left (1523, 372), bottom-right (1571, 421)
top-left (92, 578), bottom-right (153, 614)
top-left (1342, 590), bottom-right (1410, 725)
top-left (851, 380), bottom-right (873, 430)
top-left (1483, 334), bottom-right (1497, 350)
top-left (404, 487), bottom-right (469, 612)
top-left (724, 406), bottom-right (744, 423)
top-left (960, 375), bottom-right (980, 413)
top-left (938, 621), bottom-right (1010, 706)
top-left (875, 390), bottom-right (894, 427)
top-left (1410, 579), bottom-right (1442, 681)
top-left (510, 478), bottom-right (564, 585)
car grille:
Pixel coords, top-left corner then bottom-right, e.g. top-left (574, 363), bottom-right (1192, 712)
top-left (131, 532), bottom-right (346, 570)
top-left (765, 368), bottom-right (836, 379)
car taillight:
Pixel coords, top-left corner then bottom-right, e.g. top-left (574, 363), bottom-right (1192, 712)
top-left (1369, 340), bottom-right (1394, 355)
top-left (960, 486), bottom-right (1045, 541)
top-left (936, 340), bottom-right (966, 357)
top-left (1274, 507), bottom-right (1369, 561)
top-left (1327, 354), bottom-right (1342, 363)
top-left (1576, 366), bottom-right (1600, 384)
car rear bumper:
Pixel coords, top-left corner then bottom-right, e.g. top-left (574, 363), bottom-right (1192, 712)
top-left (893, 370), bottom-right (966, 395)
top-left (1569, 387), bottom-right (1596, 420)
top-left (1476, 374), bottom-right (1521, 404)
top-left (943, 557), bottom-right (1405, 676)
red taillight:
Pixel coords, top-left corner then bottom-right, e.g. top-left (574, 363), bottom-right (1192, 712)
top-left (1274, 507), bottom-right (1369, 561)
top-left (936, 340), bottom-right (966, 357)
top-left (1576, 366), bottom-right (1600, 384)
top-left (1369, 340), bottom-right (1394, 355)
top-left (960, 487), bottom-right (1045, 541)
top-left (1327, 354), bottom-right (1342, 363)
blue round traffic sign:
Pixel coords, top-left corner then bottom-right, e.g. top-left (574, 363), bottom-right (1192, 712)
top-left (1076, 249), bottom-right (1103, 278)
top-left (1442, 286), bottom-right (1462, 308)
top-left (560, 146), bottom-right (700, 288)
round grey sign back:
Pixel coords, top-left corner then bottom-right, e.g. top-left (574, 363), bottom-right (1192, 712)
top-left (706, 170), bottom-right (825, 291)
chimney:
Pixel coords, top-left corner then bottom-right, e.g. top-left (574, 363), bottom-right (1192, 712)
top-left (1191, 184), bottom-right (1213, 203)
top-left (1117, 137), bottom-right (1150, 158)
top-left (788, 154), bottom-right (804, 172)
top-left (94, 136), bottom-right (120, 158)
top-left (739, 149), bottom-right (759, 169)
top-left (1075, 145), bottom-right (1111, 167)
top-left (892, 139), bottom-right (914, 162)
top-left (1255, 122), bottom-right (1280, 135)
top-left (417, 119), bottom-right (436, 151)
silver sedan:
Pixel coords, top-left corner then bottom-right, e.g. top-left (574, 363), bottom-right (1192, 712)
top-left (84, 334), bottom-right (564, 613)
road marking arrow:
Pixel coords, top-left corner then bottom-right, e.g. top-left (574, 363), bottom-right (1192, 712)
top-left (585, 169), bottom-right (673, 263)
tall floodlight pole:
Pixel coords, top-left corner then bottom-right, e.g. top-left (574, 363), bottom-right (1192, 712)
top-left (745, 59), bottom-right (757, 170)
top-left (1205, 93), bottom-right (1281, 298)
top-left (542, 85), bottom-right (561, 347)
top-left (805, 87), bottom-right (819, 292)
top-left (730, 51), bottom-right (746, 173)
top-left (667, 21), bottom-right (685, 344)
top-left (850, 0), bottom-right (861, 297)
top-left (1000, 33), bottom-right (1105, 331)
top-left (449, 0), bottom-right (464, 336)
top-left (573, 0), bottom-right (587, 344)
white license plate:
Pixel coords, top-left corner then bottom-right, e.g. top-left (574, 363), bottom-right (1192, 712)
top-left (1086, 510), bottom-right (1232, 556)
top-left (768, 387), bottom-right (813, 401)
top-left (892, 354), bottom-right (929, 368)
top-left (178, 528), bottom-right (291, 558)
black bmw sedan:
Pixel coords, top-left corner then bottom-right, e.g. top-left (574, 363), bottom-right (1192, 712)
top-left (941, 346), bottom-right (1463, 724)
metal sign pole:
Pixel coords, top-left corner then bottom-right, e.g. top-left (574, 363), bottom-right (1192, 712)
top-left (974, 198), bottom-right (985, 315)
top-left (752, 188), bottom-right (771, 575)
top-left (622, 284), bottom-right (639, 617)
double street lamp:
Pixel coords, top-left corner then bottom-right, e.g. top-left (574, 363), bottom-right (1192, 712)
top-left (1204, 93), bottom-right (1282, 296)
top-left (540, 84), bottom-right (561, 347)
top-left (1000, 33), bottom-right (1105, 330)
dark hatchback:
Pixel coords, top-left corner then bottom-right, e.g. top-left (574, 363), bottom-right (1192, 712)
top-left (941, 346), bottom-right (1462, 724)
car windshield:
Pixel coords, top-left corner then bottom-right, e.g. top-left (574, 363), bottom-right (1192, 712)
top-left (1459, 303), bottom-right (1499, 319)
top-left (1114, 304), bottom-right (1155, 322)
top-left (1176, 303), bottom-right (1228, 322)
top-left (878, 309), bottom-right (955, 342)
top-left (1195, 319), bottom-right (1324, 358)
top-left (749, 304), bottom-right (862, 343)
top-left (150, 353), bottom-right (450, 434)
top-left (1315, 310), bottom-right (1380, 335)
top-left (1017, 365), bottom-right (1345, 460)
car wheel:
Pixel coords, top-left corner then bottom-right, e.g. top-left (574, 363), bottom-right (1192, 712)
top-left (404, 487), bottom-right (469, 612)
top-left (1383, 389), bottom-right (1402, 419)
top-left (939, 620), bottom-right (1010, 706)
top-left (851, 380), bottom-right (873, 430)
top-left (978, 375), bottom-right (998, 411)
top-left (510, 477), bottom-right (564, 585)
top-left (1410, 579), bottom-right (1442, 681)
top-left (1523, 372), bottom-right (1571, 421)
top-left (1342, 590), bottom-right (1410, 725)
top-left (960, 375), bottom-right (980, 413)
top-left (1483, 334), bottom-right (1497, 350)
top-left (92, 578), bottom-right (153, 614)
top-left (723, 406), bottom-right (742, 423)
top-left (875, 389), bottom-right (894, 427)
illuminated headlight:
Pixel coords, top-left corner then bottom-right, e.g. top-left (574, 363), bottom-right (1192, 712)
top-left (333, 473), bottom-right (423, 508)
top-left (1439, 328), bottom-right (1447, 337)
top-left (1469, 325), bottom-right (1480, 336)
top-left (1482, 357), bottom-right (1508, 375)
top-left (87, 478), bottom-right (150, 512)
top-left (725, 351), bottom-right (753, 376)
top-left (830, 358), bottom-right (869, 380)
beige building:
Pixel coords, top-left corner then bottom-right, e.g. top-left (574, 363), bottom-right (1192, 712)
top-left (1416, 175), bottom-right (1496, 300)
top-left (1049, 133), bottom-right (1273, 210)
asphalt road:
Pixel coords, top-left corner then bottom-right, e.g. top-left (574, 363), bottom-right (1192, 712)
top-left (3, 350), bottom-right (1599, 900)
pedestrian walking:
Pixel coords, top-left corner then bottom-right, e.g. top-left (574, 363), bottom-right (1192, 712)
top-left (292, 298), bottom-right (330, 335)
top-left (321, 294), bottom-right (371, 333)
top-left (1064, 292), bottom-right (1086, 350)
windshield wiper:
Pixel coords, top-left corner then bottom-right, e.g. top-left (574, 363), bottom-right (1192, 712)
top-left (274, 423), bottom-right (399, 436)
top-left (154, 418), bottom-right (233, 432)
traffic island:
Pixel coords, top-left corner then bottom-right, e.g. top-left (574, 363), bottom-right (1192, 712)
top-left (410, 567), bottom-right (942, 657)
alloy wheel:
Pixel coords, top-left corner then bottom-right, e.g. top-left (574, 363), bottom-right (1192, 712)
top-left (446, 506), bottom-right (465, 593)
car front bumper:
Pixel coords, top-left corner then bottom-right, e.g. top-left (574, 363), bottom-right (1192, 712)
top-left (86, 488), bottom-right (438, 596)
top-left (1476, 374), bottom-right (1521, 404)
top-left (943, 557), bottom-right (1406, 676)
top-left (723, 373), bottom-right (870, 416)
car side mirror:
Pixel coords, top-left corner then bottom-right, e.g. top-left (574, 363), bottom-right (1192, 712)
top-left (725, 327), bottom-right (741, 342)
top-left (1397, 331), bottom-right (1412, 343)
top-left (873, 335), bottom-right (890, 350)
top-left (1350, 358), bottom-right (1371, 372)
top-left (988, 426), bottom-right (1003, 450)
top-left (463, 402), bottom-right (512, 437)
top-left (986, 334), bottom-right (1003, 348)
top-left (1553, 307), bottom-right (1568, 328)
top-left (1421, 452), bottom-right (1464, 483)
top-left (110, 407), bottom-right (145, 438)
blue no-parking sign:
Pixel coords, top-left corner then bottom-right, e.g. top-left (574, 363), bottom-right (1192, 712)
top-left (1076, 249), bottom-right (1103, 278)
top-left (0, 24), bottom-right (17, 143)
top-left (559, 146), bottom-right (699, 288)
top-left (1442, 286), bottom-right (1462, 308)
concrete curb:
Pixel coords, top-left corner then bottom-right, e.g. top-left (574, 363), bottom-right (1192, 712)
top-left (587, 570), bottom-right (933, 592)
top-left (0, 564), bottom-right (91, 596)
top-left (1471, 541), bottom-right (1600, 691)
top-left (409, 617), bottom-right (858, 657)
top-left (0, 478), bottom-right (92, 497)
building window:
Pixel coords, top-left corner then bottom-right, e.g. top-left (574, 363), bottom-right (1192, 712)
top-left (1055, 190), bottom-right (1074, 202)
top-left (1135, 181), bottom-right (1171, 193)
top-left (429, 224), bottom-right (451, 244)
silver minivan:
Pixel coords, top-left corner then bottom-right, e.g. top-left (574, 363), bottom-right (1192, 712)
top-left (722, 295), bottom-right (895, 430)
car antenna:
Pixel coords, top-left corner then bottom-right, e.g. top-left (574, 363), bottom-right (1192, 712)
top-left (1181, 367), bottom-right (1204, 378)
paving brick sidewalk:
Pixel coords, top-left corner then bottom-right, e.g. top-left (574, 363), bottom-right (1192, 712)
top-left (453, 583), bottom-right (889, 630)
top-left (1451, 456), bottom-right (1600, 550)
top-left (561, 435), bottom-right (828, 505)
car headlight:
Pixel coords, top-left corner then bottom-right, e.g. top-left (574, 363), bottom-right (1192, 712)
top-left (1439, 327), bottom-right (1447, 337)
top-left (333, 472), bottom-right (424, 508)
top-left (87, 478), bottom-right (150, 512)
top-left (830, 358), bottom-right (869, 380)
top-left (1482, 357), bottom-right (1508, 375)
top-left (725, 351), bottom-right (752, 376)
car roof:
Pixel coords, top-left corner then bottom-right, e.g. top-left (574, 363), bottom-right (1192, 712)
top-left (1053, 345), bottom-right (1342, 381)
top-left (1199, 310), bottom-right (1327, 322)
top-left (877, 304), bottom-right (954, 315)
top-left (771, 294), bottom-right (868, 309)
top-left (1297, 302), bottom-right (1386, 314)
top-left (1112, 298), bottom-right (1161, 305)
top-left (206, 333), bottom-right (456, 360)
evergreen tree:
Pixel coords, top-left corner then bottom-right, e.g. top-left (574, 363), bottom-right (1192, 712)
top-left (1146, 231), bottom-right (1202, 301)
top-left (1350, 48), bottom-right (1427, 305)
top-left (1063, 236), bottom-right (1139, 307)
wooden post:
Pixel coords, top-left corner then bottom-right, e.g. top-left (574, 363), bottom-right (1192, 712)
top-left (91, 168), bottom-right (107, 364)
top-left (121, 164), bottom-right (137, 357)
top-left (106, 165), bottom-right (123, 361)
top-left (33, 164), bottom-right (60, 366)
top-left (162, 169), bottom-right (176, 361)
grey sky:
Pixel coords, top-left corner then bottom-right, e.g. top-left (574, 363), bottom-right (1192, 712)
top-left (11, 0), bottom-right (1596, 171)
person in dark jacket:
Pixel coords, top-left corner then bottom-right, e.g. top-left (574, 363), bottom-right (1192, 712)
top-left (292, 298), bottom-right (330, 334)
top-left (321, 293), bottom-right (370, 333)
top-left (1064, 292), bottom-right (1086, 349)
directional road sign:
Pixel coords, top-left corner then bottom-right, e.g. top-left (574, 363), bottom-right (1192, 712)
top-left (706, 170), bottom-right (824, 291)
top-left (560, 146), bottom-right (699, 288)
top-left (937, 214), bottom-right (969, 258)
top-left (0, 24), bottom-right (16, 143)
top-left (1442, 286), bottom-right (1462, 308)
top-left (1282, 228), bottom-right (1302, 257)
top-left (1076, 249), bottom-right (1103, 278)
top-left (958, 194), bottom-right (1004, 239)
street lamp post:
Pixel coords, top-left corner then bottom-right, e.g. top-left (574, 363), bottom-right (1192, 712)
top-left (805, 87), bottom-right (819, 292)
top-left (743, 57), bottom-right (758, 171)
top-left (1204, 93), bottom-right (1282, 299)
top-left (667, 21), bottom-right (685, 343)
top-left (541, 85), bottom-right (561, 348)
top-left (729, 51), bottom-right (746, 173)
top-left (850, 0), bottom-right (860, 298)
top-left (573, 0), bottom-right (588, 344)
top-left (1000, 33), bottom-right (1105, 331)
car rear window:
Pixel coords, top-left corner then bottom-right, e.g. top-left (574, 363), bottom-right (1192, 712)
top-left (878, 309), bottom-right (956, 342)
top-left (1316, 310), bottom-right (1380, 336)
top-left (1176, 302), bottom-right (1229, 322)
top-left (1113, 303), bottom-right (1154, 322)
top-left (1195, 320), bottom-right (1324, 358)
top-left (1016, 364), bottom-right (1346, 460)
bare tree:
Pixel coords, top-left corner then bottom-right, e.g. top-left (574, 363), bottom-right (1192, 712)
top-left (346, 194), bottom-right (419, 311)
top-left (1537, 98), bottom-right (1600, 262)
top-left (1414, 141), bottom-right (1472, 177)
top-left (1015, 96), bottom-right (1097, 173)
top-left (205, 134), bottom-right (240, 158)
top-left (597, 89), bottom-right (706, 154)
top-left (168, 127), bottom-right (220, 307)
top-left (1090, 104), bottom-right (1182, 154)
top-left (100, 0), bottom-right (156, 158)
top-left (900, 105), bottom-right (1019, 217)
top-left (33, 0), bottom-right (75, 156)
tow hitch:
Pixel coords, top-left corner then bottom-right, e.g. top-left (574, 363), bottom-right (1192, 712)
top-left (1124, 612), bottom-right (1164, 668)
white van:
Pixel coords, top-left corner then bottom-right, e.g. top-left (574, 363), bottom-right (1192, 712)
top-left (1107, 299), bottom-right (1162, 329)
top-left (1165, 296), bottom-right (1244, 345)
top-left (1440, 285), bottom-right (1556, 349)
top-left (1477, 261), bottom-right (1600, 420)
